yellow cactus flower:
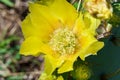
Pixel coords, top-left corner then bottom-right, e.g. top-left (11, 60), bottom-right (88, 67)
top-left (20, 0), bottom-right (104, 75)
top-left (84, 0), bottom-right (113, 19)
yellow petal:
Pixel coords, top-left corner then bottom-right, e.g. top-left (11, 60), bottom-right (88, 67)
top-left (73, 13), bottom-right (100, 36)
top-left (57, 76), bottom-right (64, 80)
top-left (83, 13), bottom-right (100, 35)
top-left (20, 37), bottom-right (54, 56)
top-left (73, 13), bottom-right (103, 60)
top-left (80, 39), bottom-right (104, 60)
top-left (49, 0), bottom-right (78, 28)
top-left (73, 13), bottom-right (85, 35)
top-left (44, 55), bottom-right (64, 75)
top-left (36, 0), bottom-right (54, 6)
top-left (21, 14), bottom-right (53, 42)
top-left (58, 49), bottom-right (81, 73)
top-left (21, 15), bottom-right (35, 38)
top-left (58, 60), bottom-right (73, 73)
top-left (86, 41), bottom-right (104, 55)
top-left (29, 3), bottom-right (61, 29)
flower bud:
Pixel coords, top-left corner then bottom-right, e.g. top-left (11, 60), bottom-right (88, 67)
top-left (72, 64), bottom-right (92, 80)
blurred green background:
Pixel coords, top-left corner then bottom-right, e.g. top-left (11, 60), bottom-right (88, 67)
top-left (0, 0), bottom-right (43, 80)
top-left (87, 26), bottom-right (120, 80)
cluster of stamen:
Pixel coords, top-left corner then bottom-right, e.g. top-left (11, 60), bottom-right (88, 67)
top-left (49, 28), bottom-right (78, 55)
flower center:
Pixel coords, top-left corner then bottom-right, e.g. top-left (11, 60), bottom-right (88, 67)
top-left (49, 28), bottom-right (78, 55)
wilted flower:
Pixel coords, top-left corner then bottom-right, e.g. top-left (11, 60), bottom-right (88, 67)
top-left (20, 0), bottom-right (104, 76)
top-left (84, 0), bottom-right (113, 19)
